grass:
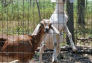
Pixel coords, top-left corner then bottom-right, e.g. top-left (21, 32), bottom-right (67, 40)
top-left (0, 0), bottom-right (92, 39)
top-left (0, 0), bottom-right (54, 21)
top-left (0, 0), bottom-right (54, 34)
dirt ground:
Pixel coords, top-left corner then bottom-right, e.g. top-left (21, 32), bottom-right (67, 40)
top-left (0, 51), bottom-right (92, 63)
top-left (0, 45), bottom-right (92, 63)
top-left (32, 51), bottom-right (92, 63)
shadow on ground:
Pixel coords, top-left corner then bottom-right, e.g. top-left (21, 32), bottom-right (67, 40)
top-left (33, 51), bottom-right (92, 63)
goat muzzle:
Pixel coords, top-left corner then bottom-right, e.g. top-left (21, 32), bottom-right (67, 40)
top-left (44, 28), bottom-right (49, 33)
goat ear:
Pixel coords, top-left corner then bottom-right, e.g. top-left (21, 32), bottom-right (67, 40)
top-left (32, 24), bottom-right (41, 35)
top-left (51, 25), bottom-right (60, 35)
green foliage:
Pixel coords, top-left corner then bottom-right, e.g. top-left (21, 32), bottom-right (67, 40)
top-left (0, 0), bottom-right (92, 38)
top-left (0, 0), bottom-right (54, 21)
top-left (0, 0), bottom-right (54, 35)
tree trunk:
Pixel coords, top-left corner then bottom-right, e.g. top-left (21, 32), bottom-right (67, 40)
top-left (77, 0), bottom-right (85, 27)
top-left (77, 0), bottom-right (86, 37)
top-left (66, 0), bottom-right (75, 45)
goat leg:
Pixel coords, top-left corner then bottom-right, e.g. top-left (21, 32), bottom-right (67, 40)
top-left (39, 41), bottom-right (46, 63)
top-left (64, 25), bottom-right (77, 51)
top-left (52, 34), bottom-right (59, 63)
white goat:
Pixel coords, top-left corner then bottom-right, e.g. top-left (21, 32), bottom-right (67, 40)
top-left (39, 0), bottom-right (77, 63)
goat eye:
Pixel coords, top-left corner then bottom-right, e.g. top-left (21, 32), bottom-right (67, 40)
top-left (40, 23), bottom-right (44, 27)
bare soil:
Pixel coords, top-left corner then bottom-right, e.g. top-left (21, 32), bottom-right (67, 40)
top-left (33, 51), bottom-right (92, 63)
top-left (0, 51), bottom-right (91, 63)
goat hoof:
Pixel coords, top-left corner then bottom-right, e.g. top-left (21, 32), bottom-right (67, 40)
top-left (52, 60), bottom-right (59, 63)
top-left (52, 59), bottom-right (59, 63)
top-left (72, 47), bottom-right (77, 52)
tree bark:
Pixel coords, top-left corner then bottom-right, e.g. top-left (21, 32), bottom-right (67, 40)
top-left (66, 0), bottom-right (75, 45)
top-left (77, 0), bottom-right (85, 27)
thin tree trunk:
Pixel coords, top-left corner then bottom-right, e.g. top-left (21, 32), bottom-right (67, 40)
top-left (77, 0), bottom-right (86, 37)
top-left (78, 0), bottom-right (85, 27)
top-left (66, 0), bottom-right (75, 45)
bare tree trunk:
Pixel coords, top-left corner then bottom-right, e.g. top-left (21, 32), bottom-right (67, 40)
top-left (77, 0), bottom-right (86, 37)
top-left (66, 0), bottom-right (75, 45)
top-left (77, 0), bottom-right (85, 27)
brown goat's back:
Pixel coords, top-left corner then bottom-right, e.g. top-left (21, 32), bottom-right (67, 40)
top-left (0, 35), bottom-right (34, 62)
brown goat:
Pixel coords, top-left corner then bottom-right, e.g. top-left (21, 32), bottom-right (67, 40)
top-left (0, 19), bottom-right (60, 63)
